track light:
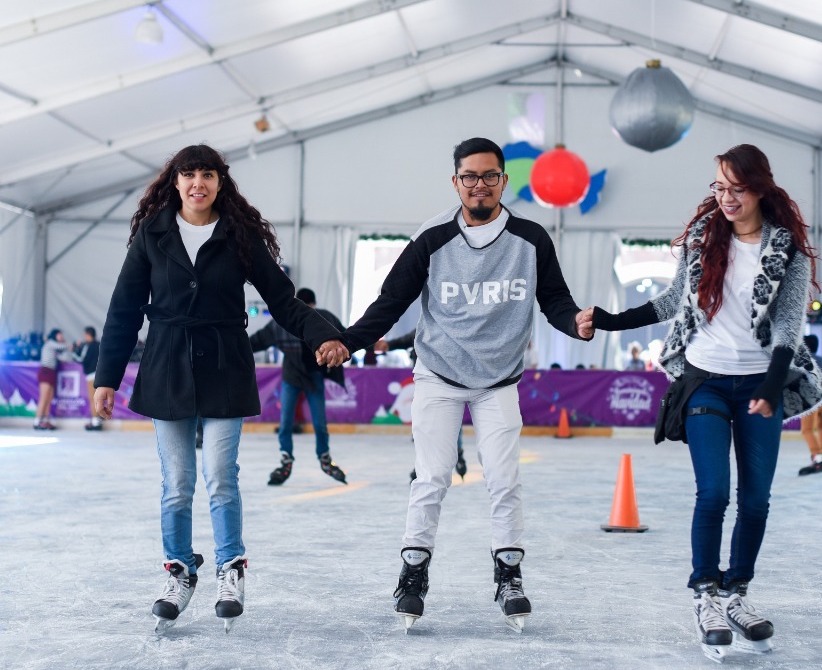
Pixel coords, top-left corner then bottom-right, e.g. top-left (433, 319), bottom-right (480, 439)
top-left (135, 9), bottom-right (163, 44)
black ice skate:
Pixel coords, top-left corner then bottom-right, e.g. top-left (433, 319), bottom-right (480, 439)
top-left (319, 452), bottom-right (347, 484)
top-left (215, 556), bottom-right (247, 633)
top-left (455, 448), bottom-right (467, 481)
top-left (719, 582), bottom-right (773, 655)
top-left (798, 456), bottom-right (822, 476)
top-left (268, 452), bottom-right (294, 485)
top-left (152, 553), bottom-right (204, 633)
top-left (410, 450), bottom-right (466, 485)
top-left (393, 547), bottom-right (431, 632)
top-left (493, 548), bottom-right (531, 632)
top-left (692, 581), bottom-right (733, 663)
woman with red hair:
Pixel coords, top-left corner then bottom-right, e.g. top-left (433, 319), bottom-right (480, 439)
top-left (593, 144), bottom-right (821, 662)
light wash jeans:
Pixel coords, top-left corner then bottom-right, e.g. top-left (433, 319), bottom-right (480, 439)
top-left (684, 373), bottom-right (783, 589)
top-left (153, 416), bottom-right (245, 574)
top-left (278, 372), bottom-right (330, 459)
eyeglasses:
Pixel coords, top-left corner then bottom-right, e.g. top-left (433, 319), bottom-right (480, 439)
top-left (456, 172), bottom-right (504, 187)
top-left (709, 182), bottom-right (747, 198)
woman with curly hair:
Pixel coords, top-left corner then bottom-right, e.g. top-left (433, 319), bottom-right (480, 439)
top-left (93, 145), bottom-right (348, 633)
top-left (592, 144), bottom-right (821, 662)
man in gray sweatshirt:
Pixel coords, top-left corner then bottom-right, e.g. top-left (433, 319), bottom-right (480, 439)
top-left (338, 137), bottom-right (594, 632)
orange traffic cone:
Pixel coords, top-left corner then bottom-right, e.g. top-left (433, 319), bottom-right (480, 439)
top-left (555, 407), bottom-right (571, 439)
top-left (601, 453), bottom-right (648, 532)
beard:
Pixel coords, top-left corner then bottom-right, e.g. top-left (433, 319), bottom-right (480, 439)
top-left (467, 204), bottom-right (495, 222)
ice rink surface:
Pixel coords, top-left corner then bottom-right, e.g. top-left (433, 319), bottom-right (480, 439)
top-left (2, 425), bottom-right (821, 670)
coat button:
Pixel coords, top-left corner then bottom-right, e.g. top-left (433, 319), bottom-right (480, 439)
top-left (189, 280), bottom-right (197, 289)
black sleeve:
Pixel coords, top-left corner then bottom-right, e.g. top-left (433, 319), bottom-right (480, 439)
top-left (246, 235), bottom-right (342, 353)
top-left (387, 330), bottom-right (416, 350)
top-left (343, 241), bottom-right (428, 351)
top-left (249, 321), bottom-right (276, 352)
top-left (96, 228), bottom-right (152, 389)
top-left (531, 228), bottom-right (587, 340)
top-left (593, 303), bottom-right (659, 331)
top-left (751, 346), bottom-right (793, 409)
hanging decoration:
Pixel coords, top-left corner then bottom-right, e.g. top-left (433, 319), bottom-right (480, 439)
top-left (579, 169), bottom-right (607, 214)
top-left (609, 59), bottom-right (695, 152)
top-left (502, 141), bottom-right (542, 202)
top-left (529, 145), bottom-right (590, 208)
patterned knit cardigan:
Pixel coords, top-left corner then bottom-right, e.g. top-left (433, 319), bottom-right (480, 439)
top-left (651, 217), bottom-right (822, 420)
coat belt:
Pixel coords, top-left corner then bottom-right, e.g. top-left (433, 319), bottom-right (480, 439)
top-left (142, 305), bottom-right (249, 370)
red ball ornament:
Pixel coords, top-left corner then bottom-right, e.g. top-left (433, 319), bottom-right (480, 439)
top-left (529, 145), bottom-right (590, 208)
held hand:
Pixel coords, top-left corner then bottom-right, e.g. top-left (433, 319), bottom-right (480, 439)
top-left (94, 387), bottom-right (115, 420)
top-left (373, 339), bottom-right (389, 353)
top-left (315, 340), bottom-right (350, 368)
top-left (748, 398), bottom-right (774, 418)
top-left (576, 307), bottom-right (595, 339)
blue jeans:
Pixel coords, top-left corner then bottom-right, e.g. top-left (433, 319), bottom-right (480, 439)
top-left (684, 373), bottom-right (783, 589)
top-left (278, 372), bottom-right (329, 458)
top-left (153, 416), bottom-right (245, 573)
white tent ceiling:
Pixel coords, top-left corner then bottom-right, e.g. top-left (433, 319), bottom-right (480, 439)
top-left (0, 0), bottom-right (820, 217)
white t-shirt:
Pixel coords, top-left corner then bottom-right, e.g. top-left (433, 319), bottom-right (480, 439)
top-left (686, 237), bottom-right (770, 374)
top-left (458, 208), bottom-right (509, 248)
top-left (176, 213), bottom-right (218, 265)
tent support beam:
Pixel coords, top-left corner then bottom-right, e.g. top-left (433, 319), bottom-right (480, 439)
top-left (683, 0), bottom-right (822, 44)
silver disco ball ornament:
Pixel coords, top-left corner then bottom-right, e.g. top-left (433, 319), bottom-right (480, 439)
top-left (609, 59), bottom-right (696, 152)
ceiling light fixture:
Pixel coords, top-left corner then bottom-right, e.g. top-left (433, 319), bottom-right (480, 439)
top-left (254, 115), bottom-right (271, 133)
top-left (135, 9), bottom-right (163, 44)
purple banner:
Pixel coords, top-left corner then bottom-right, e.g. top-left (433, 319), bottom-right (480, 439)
top-left (2, 362), bottom-right (674, 426)
top-left (3, 362), bottom-right (801, 429)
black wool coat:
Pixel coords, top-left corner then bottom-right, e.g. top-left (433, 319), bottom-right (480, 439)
top-left (95, 206), bottom-right (342, 420)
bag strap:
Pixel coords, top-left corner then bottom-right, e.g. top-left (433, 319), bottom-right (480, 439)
top-left (686, 406), bottom-right (731, 422)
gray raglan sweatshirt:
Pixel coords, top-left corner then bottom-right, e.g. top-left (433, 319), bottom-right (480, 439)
top-left (344, 206), bottom-right (586, 389)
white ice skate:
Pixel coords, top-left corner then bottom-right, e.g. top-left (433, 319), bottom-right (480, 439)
top-left (215, 556), bottom-right (247, 633)
top-left (719, 584), bottom-right (774, 655)
top-left (692, 582), bottom-right (733, 664)
top-left (493, 548), bottom-right (531, 633)
top-left (152, 554), bottom-right (203, 633)
top-left (393, 548), bottom-right (430, 633)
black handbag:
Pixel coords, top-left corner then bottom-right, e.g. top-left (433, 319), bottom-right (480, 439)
top-left (654, 376), bottom-right (691, 444)
top-left (654, 366), bottom-right (729, 444)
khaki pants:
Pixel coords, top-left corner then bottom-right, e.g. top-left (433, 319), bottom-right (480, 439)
top-left (86, 378), bottom-right (99, 420)
top-left (800, 408), bottom-right (822, 457)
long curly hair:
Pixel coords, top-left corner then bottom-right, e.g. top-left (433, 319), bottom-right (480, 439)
top-left (673, 144), bottom-right (817, 321)
top-left (128, 144), bottom-right (281, 270)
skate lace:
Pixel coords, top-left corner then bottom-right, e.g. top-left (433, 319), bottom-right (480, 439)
top-left (217, 568), bottom-right (241, 602)
top-left (726, 594), bottom-right (765, 627)
top-left (159, 574), bottom-right (190, 608)
top-left (397, 568), bottom-right (425, 597)
top-left (495, 566), bottom-right (525, 602)
top-left (697, 593), bottom-right (728, 630)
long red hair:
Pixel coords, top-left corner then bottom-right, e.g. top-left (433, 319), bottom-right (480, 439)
top-left (673, 144), bottom-right (817, 321)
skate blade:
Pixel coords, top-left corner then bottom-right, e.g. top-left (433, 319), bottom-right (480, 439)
top-left (732, 634), bottom-right (773, 654)
top-left (700, 643), bottom-right (730, 664)
top-left (220, 617), bottom-right (239, 633)
top-left (154, 616), bottom-right (177, 633)
top-left (398, 613), bottom-right (419, 633)
top-left (504, 614), bottom-right (528, 632)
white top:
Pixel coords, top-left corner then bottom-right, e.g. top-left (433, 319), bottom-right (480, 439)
top-left (458, 208), bottom-right (509, 248)
top-left (686, 236), bottom-right (770, 374)
top-left (176, 213), bottom-right (218, 265)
